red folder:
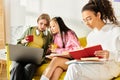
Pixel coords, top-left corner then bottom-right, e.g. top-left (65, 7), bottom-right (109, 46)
top-left (69, 45), bottom-right (103, 59)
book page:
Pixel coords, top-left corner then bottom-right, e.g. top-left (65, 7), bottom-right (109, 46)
top-left (66, 58), bottom-right (106, 65)
top-left (46, 52), bottom-right (70, 59)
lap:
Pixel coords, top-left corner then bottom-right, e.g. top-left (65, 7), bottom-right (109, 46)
top-left (11, 61), bottom-right (37, 72)
top-left (68, 60), bottom-right (120, 80)
top-left (10, 62), bottom-right (38, 80)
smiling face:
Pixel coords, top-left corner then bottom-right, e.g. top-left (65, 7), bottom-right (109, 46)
top-left (50, 20), bottom-right (60, 34)
top-left (82, 10), bottom-right (100, 29)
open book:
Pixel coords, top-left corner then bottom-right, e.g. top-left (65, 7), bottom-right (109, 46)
top-left (65, 57), bottom-right (106, 64)
top-left (45, 52), bottom-right (70, 59)
top-left (69, 45), bottom-right (103, 59)
top-left (46, 45), bottom-right (103, 59)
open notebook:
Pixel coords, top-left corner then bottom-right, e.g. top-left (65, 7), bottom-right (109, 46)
top-left (46, 45), bottom-right (103, 60)
top-left (69, 45), bottom-right (103, 59)
top-left (65, 59), bottom-right (106, 64)
top-left (66, 57), bottom-right (107, 64)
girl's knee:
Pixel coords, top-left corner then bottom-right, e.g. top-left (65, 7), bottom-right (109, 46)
top-left (68, 63), bottom-right (80, 71)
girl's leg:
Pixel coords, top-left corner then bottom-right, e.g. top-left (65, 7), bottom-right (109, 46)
top-left (10, 62), bottom-right (25, 80)
top-left (50, 67), bottom-right (63, 80)
top-left (42, 57), bottom-right (69, 79)
top-left (24, 63), bottom-right (38, 80)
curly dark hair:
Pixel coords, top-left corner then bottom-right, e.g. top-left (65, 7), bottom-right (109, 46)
top-left (82, 0), bottom-right (118, 24)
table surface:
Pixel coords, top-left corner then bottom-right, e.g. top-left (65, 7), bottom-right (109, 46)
top-left (0, 49), bottom-right (6, 60)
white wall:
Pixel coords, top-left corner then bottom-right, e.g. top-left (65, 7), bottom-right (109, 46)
top-left (10, 0), bottom-right (42, 27)
top-left (112, 1), bottom-right (120, 20)
top-left (41, 0), bottom-right (90, 37)
top-left (8, 0), bottom-right (42, 44)
top-left (4, 0), bottom-right (120, 44)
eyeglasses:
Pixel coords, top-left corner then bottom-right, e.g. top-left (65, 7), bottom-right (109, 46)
top-left (83, 17), bottom-right (92, 23)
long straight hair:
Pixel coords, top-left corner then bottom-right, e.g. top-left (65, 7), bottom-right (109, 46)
top-left (51, 17), bottom-right (78, 48)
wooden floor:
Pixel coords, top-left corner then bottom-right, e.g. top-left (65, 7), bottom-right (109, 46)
top-left (0, 64), bottom-right (8, 80)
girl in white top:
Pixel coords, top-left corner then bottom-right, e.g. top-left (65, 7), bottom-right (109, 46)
top-left (64, 0), bottom-right (120, 80)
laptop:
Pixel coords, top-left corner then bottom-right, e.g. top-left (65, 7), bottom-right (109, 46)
top-left (7, 44), bottom-right (44, 65)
